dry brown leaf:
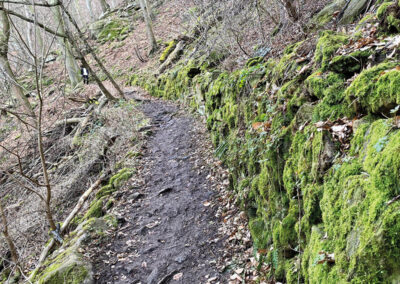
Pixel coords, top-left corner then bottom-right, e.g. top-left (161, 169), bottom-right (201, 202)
top-left (173, 272), bottom-right (183, 280)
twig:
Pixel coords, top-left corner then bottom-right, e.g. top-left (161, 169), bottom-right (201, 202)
top-left (387, 195), bottom-right (400, 205)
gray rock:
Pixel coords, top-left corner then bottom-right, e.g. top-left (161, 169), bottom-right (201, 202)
top-left (314, 0), bottom-right (347, 24)
top-left (339, 0), bottom-right (370, 24)
top-left (36, 252), bottom-right (94, 284)
top-left (88, 19), bottom-right (107, 38)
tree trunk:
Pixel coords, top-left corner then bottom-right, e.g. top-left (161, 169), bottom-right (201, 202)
top-left (59, 3), bottom-right (125, 99)
top-left (138, 0), bottom-right (157, 54)
top-left (85, 0), bottom-right (95, 22)
top-left (24, 6), bottom-right (34, 67)
top-left (99, 0), bottom-right (110, 14)
top-left (0, 201), bottom-right (19, 269)
top-left (282, 0), bottom-right (299, 20)
top-left (50, 0), bottom-right (81, 87)
top-left (0, 3), bottom-right (35, 118)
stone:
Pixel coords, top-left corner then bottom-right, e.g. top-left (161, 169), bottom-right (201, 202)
top-left (339, 0), bottom-right (370, 24)
top-left (88, 19), bottom-right (107, 39)
top-left (37, 253), bottom-right (93, 284)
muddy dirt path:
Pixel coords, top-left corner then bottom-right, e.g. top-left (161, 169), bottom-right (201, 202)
top-left (92, 98), bottom-right (239, 283)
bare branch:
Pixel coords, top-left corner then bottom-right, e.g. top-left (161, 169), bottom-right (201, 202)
top-left (0, 0), bottom-right (60, 7)
top-left (0, 6), bottom-right (66, 38)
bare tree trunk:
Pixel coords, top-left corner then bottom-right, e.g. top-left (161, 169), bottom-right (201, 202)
top-left (24, 6), bottom-right (34, 67)
top-left (50, 0), bottom-right (81, 87)
top-left (0, 3), bottom-right (35, 118)
top-left (99, 0), bottom-right (110, 14)
top-left (85, 0), bottom-right (95, 22)
top-left (281, 0), bottom-right (299, 20)
top-left (0, 201), bottom-right (19, 269)
top-left (73, 0), bottom-right (84, 32)
top-left (59, 3), bottom-right (125, 99)
top-left (138, 0), bottom-right (157, 54)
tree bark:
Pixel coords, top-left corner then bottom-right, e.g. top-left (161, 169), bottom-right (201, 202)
top-left (0, 3), bottom-right (35, 118)
top-left (85, 0), bottom-right (95, 22)
top-left (0, 201), bottom-right (19, 269)
top-left (138, 0), bottom-right (157, 54)
top-left (282, 0), bottom-right (299, 20)
top-left (99, 0), bottom-right (110, 14)
top-left (50, 0), bottom-right (81, 87)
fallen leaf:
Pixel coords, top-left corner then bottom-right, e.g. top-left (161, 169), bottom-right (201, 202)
top-left (173, 272), bottom-right (183, 280)
top-left (252, 122), bottom-right (263, 130)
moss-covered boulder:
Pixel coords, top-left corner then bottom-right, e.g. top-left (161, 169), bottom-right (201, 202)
top-left (345, 61), bottom-right (400, 114)
top-left (314, 31), bottom-right (349, 72)
top-left (96, 18), bottom-right (131, 42)
top-left (339, 0), bottom-right (370, 24)
top-left (314, 0), bottom-right (348, 25)
top-left (328, 50), bottom-right (371, 76)
top-left (37, 253), bottom-right (93, 284)
top-left (34, 217), bottom-right (115, 284)
top-left (310, 119), bottom-right (400, 282)
top-left (377, 1), bottom-right (400, 33)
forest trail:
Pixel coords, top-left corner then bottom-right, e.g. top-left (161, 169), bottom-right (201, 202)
top-left (91, 94), bottom-right (242, 283)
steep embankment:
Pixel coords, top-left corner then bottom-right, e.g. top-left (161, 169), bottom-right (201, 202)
top-left (131, 1), bottom-right (400, 282)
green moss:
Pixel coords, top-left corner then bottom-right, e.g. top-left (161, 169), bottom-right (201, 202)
top-left (38, 262), bottom-right (88, 284)
top-left (305, 71), bottom-right (352, 121)
top-left (345, 61), bottom-right (400, 114)
top-left (316, 119), bottom-right (400, 282)
top-left (306, 71), bottom-right (344, 100)
top-left (328, 50), bottom-right (372, 75)
top-left (377, 2), bottom-right (400, 33)
top-left (83, 198), bottom-right (104, 220)
top-left (97, 19), bottom-right (130, 42)
top-left (246, 56), bottom-right (263, 67)
top-left (36, 251), bottom-right (90, 284)
top-left (160, 40), bottom-right (177, 63)
top-left (96, 184), bottom-right (114, 199)
top-left (249, 217), bottom-right (270, 249)
top-left (109, 168), bottom-right (134, 188)
top-left (377, 2), bottom-right (395, 19)
top-left (356, 13), bottom-right (376, 30)
top-left (314, 31), bottom-right (349, 71)
top-left (129, 33), bottom-right (400, 282)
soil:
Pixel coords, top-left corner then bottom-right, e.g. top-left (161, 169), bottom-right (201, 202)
top-left (92, 96), bottom-right (241, 283)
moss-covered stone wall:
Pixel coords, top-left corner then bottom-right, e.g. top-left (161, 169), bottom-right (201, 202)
top-left (130, 4), bottom-right (400, 282)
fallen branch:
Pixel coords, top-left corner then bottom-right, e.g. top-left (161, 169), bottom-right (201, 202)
top-left (387, 195), bottom-right (400, 205)
top-left (60, 171), bottom-right (109, 234)
top-left (71, 112), bottom-right (93, 148)
top-left (28, 172), bottom-right (109, 281)
top-left (157, 41), bottom-right (185, 75)
top-left (54, 117), bottom-right (84, 127)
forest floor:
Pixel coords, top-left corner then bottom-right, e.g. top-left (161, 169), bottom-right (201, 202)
top-left (87, 91), bottom-right (258, 284)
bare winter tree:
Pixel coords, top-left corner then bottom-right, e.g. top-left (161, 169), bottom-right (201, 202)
top-left (138, 0), bottom-right (157, 54)
top-left (0, 199), bottom-right (20, 273)
top-left (49, 0), bottom-right (81, 87)
top-left (0, 1), bottom-right (35, 118)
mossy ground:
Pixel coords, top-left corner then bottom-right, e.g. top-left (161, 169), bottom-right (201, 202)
top-left (97, 19), bottom-right (131, 42)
